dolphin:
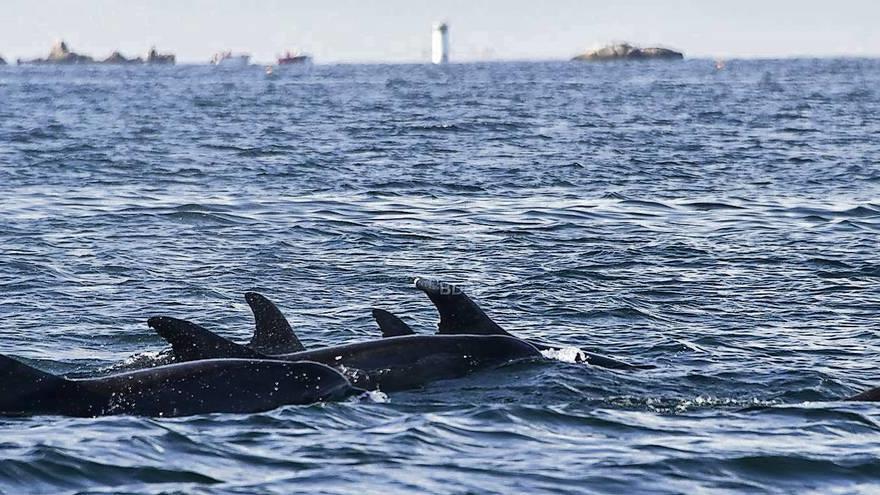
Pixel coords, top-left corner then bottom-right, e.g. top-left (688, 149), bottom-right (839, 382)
top-left (244, 292), bottom-right (305, 354)
top-left (253, 289), bottom-right (625, 370)
top-left (148, 315), bottom-right (542, 392)
top-left (371, 308), bottom-right (415, 338)
top-left (846, 387), bottom-right (880, 402)
top-left (94, 292), bottom-right (304, 374)
top-left (244, 289), bottom-right (879, 401)
top-left (0, 354), bottom-right (358, 417)
top-left (371, 278), bottom-right (650, 370)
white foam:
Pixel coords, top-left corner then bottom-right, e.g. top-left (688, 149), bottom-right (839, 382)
top-left (364, 390), bottom-right (390, 403)
top-left (120, 350), bottom-right (159, 365)
top-left (541, 347), bottom-right (587, 364)
top-left (99, 350), bottom-right (171, 373)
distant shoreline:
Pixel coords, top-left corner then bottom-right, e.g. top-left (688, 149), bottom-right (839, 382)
top-left (2, 56), bottom-right (879, 67)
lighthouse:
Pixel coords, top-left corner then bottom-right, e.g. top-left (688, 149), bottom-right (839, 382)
top-left (432, 22), bottom-right (449, 64)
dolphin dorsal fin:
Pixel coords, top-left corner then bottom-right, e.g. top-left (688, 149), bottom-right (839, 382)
top-left (413, 278), bottom-right (512, 336)
top-left (371, 309), bottom-right (415, 337)
top-left (0, 355), bottom-right (69, 416)
top-left (244, 292), bottom-right (305, 353)
top-left (148, 316), bottom-right (266, 362)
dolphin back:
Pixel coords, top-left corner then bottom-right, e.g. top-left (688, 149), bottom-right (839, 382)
top-left (148, 316), bottom-right (266, 362)
top-left (0, 357), bottom-right (360, 417)
top-left (83, 359), bottom-right (360, 416)
top-left (413, 278), bottom-right (652, 370)
top-left (846, 386), bottom-right (880, 401)
top-left (0, 355), bottom-right (72, 416)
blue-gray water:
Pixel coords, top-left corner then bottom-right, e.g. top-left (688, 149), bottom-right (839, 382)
top-left (1, 59), bottom-right (879, 494)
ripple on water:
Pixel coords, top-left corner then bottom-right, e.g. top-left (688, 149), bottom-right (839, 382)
top-left (1, 60), bottom-right (880, 494)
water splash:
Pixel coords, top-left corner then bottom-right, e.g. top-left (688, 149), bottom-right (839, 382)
top-left (540, 347), bottom-right (586, 363)
top-left (364, 390), bottom-right (390, 403)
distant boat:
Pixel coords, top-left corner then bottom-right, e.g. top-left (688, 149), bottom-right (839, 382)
top-left (277, 50), bottom-right (311, 65)
top-left (211, 51), bottom-right (251, 66)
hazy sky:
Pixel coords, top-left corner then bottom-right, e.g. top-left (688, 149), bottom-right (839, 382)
top-left (3, 0), bottom-right (879, 63)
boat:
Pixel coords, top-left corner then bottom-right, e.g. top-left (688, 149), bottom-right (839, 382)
top-left (210, 51), bottom-right (251, 66)
top-left (277, 50), bottom-right (311, 65)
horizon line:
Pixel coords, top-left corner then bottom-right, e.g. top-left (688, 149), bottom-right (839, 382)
top-left (4, 54), bottom-right (880, 66)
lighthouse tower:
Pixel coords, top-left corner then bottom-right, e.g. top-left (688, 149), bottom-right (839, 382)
top-left (431, 22), bottom-right (449, 64)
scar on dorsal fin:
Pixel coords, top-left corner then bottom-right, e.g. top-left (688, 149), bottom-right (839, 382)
top-left (371, 309), bottom-right (415, 338)
top-left (413, 278), bottom-right (512, 336)
top-left (244, 292), bottom-right (305, 354)
top-left (147, 316), bottom-right (266, 362)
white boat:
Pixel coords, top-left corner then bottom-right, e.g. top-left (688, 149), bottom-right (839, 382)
top-left (277, 50), bottom-right (312, 65)
top-left (210, 51), bottom-right (251, 67)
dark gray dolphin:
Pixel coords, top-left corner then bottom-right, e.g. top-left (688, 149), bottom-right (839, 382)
top-left (409, 278), bottom-right (651, 370)
top-left (148, 316), bottom-right (542, 392)
top-left (245, 292), bottom-right (305, 354)
top-left (108, 293), bottom-right (301, 373)
top-left (0, 354), bottom-right (359, 417)
top-left (371, 308), bottom-right (415, 338)
top-left (846, 387), bottom-right (880, 402)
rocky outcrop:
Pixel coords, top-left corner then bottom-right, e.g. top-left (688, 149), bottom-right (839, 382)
top-left (18, 41), bottom-right (94, 64)
top-left (572, 43), bottom-right (683, 61)
top-left (0, 55), bottom-right (6, 65)
top-left (17, 43), bottom-right (177, 66)
top-left (101, 51), bottom-right (143, 64)
top-left (146, 47), bottom-right (175, 65)
top-left (46, 41), bottom-right (93, 63)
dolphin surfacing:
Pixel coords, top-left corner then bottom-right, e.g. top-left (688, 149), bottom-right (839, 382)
top-left (245, 292), bottom-right (305, 353)
top-left (412, 278), bottom-right (651, 370)
top-left (846, 386), bottom-right (880, 402)
top-left (0, 355), bottom-right (358, 417)
top-left (148, 316), bottom-right (542, 392)
top-left (371, 308), bottom-right (415, 338)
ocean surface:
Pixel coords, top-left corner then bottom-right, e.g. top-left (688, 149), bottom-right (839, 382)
top-left (1, 59), bottom-right (879, 494)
